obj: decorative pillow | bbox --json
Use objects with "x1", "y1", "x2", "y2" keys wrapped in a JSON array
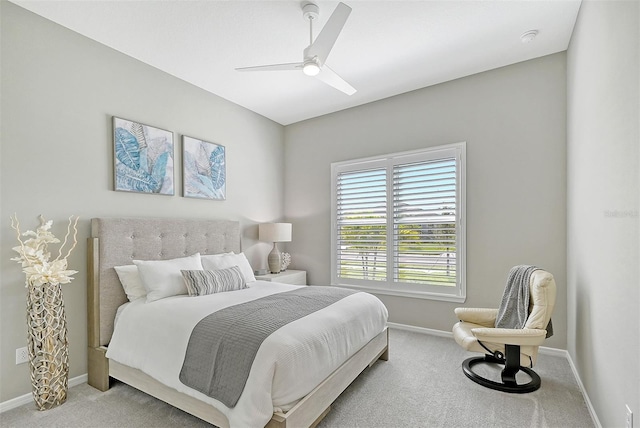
[
  {"x1": 133, "y1": 253, "x2": 203, "y2": 303},
  {"x1": 181, "y1": 266, "x2": 247, "y2": 296},
  {"x1": 201, "y1": 252, "x2": 256, "y2": 284},
  {"x1": 114, "y1": 264, "x2": 146, "y2": 302}
]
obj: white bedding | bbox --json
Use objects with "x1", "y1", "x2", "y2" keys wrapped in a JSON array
[{"x1": 106, "y1": 281, "x2": 388, "y2": 427}]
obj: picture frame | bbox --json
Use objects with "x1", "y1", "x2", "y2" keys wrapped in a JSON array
[
  {"x1": 182, "y1": 135, "x2": 226, "y2": 200},
  {"x1": 113, "y1": 117, "x2": 174, "y2": 195}
]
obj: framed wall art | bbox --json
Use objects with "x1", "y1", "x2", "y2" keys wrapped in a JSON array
[
  {"x1": 113, "y1": 116, "x2": 174, "y2": 195},
  {"x1": 182, "y1": 135, "x2": 226, "y2": 200}
]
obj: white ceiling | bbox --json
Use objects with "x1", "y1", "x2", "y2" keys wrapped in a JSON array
[{"x1": 11, "y1": 0, "x2": 581, "y2": 125}]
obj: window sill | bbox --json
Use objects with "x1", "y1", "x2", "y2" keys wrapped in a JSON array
[{"x1": 332, "y1": 282, "x2": 466, "y2": 303}]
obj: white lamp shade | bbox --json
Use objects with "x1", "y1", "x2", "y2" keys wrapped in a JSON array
[{"x1": 259, "y1": 223, "x2": 292, "y2": 243}]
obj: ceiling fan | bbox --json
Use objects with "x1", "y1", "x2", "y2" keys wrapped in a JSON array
[{"x1": 236, "y1": 2, "x2": 356, "y2": 95}]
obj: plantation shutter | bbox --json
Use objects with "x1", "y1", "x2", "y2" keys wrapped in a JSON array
[
  {"x1": 331, "y1": 142, "x2": 465, "y2": 302},
  {"x1": 393, "y1": 158, "x2": 457, "y2": 286},
  {"x1": 335, "y1": 167, "x2": 387, "y2": 281}
]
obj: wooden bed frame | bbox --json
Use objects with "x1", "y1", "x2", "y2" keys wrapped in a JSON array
[{"x1": 87, "y1": 217, "x2": 388, "y2": 428}]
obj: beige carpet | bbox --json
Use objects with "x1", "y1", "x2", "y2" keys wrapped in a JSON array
[{"x1": 0, "y1": 329, "x2": 594, "y2": 427}]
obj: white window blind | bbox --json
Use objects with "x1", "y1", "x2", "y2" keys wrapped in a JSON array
[
  {"x1": 393, "y1": 158, "x2": 457, "y2": 287},
  {"x1": 335, "y1": 167, "x2": 387, "y2": 281},
  {"x1": 331, "y1": 143, "x2": 466, "y2": 302}
]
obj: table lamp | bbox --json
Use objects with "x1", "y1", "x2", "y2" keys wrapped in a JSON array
[{"x1": 259, "y1": 223, "x2": 292, "y2": 274}]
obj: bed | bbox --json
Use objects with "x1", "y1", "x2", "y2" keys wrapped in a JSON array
[{"x1": 87, "y1": 217, "x2": 389, "y2": 428}]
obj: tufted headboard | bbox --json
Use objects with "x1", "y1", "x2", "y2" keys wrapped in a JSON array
[{"x1": 88, "y1": 217, "x2": 241, "y2": 347}]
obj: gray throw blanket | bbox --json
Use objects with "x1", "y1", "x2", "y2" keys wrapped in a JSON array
[
  {"x1": 495, "y1": 265, "x2": 553, "y2": 338},
  {"x1": 179, "y1": 286, "x2": 357, "y2": 408}
]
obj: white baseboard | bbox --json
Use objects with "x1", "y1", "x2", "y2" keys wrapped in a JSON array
[
  {"x1": 387, "y1": 321, "x2": 454, "y2": 338},
  {"x1": 388, "y1": 322, "x2": 601, "y2": 428},
  {"x1": 565, "y1": 351, "x2": 602, "y2": 428},
  {"x1": 538, "y1": 345, "x2": 567, "y2": 357},
  {"x1": 0, "y1": 373, "x2": 88, "y2": 414},
  {"x1": 388, "y1": 321, "x2": 567, "y2": 355}
]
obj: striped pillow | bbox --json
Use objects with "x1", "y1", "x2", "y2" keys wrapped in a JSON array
[{"x1": 181, "y1": 266, "x2": 247, "y2": 296}]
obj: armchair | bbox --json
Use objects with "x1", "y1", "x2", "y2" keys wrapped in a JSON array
[{"x1": 452, "y1": 268, "x2": 556, "y2": 393}]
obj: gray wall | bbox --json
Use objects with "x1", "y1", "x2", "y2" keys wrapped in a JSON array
[
  {"x1": 284, "y1": 53, "x2": 568, "y2": 350},
  {"x1": 567, "y1": 1, "x2": 639, "y2": 426},
  {"x1": 0, "y1": 2, "x2": 284, "y2": 402}
]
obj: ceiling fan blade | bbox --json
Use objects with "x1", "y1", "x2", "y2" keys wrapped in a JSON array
[
  {"x1": 306, "y1": 2, "x2": 352, "y2": 65},
  {"x1": 236, "y1": 62, "x2": 302, "y2": 72},
  {"x1": 315, "y1": 64, "x2": 356, "y2": 95}
]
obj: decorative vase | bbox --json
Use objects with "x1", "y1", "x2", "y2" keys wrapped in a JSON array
[
  {"x1": 26, "y1": 281, "x2": 69, "y2": 410},
  {"x1": 281, "y1": 252, "x2": 291, "y2": 271}
]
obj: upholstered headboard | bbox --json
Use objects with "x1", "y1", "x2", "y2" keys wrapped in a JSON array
[{"x1": 88, "y1": 217, "x2": 241, "y2": 347}]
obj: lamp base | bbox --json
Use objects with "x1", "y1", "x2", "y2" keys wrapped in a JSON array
[{"x1": 267, "y1": 243, "x2": 282, "y2": 274}]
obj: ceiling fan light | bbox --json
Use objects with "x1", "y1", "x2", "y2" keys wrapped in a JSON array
[{"x1": 303, "y1": 62, "x2": 320, "y2": 76}]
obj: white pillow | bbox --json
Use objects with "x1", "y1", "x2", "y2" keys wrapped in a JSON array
[
  {"x1": 133, "y1": 253, "x2": 204, "y2": 303},
  {"x1": 201, "y1": 252, "x2": 256, "y2": 284},
  {"x1": 114, "y1": 264, "x2": 146, "y2": 302},
  {"x1": 200, "y1": 251, "x2": 234, "y2": 260}
]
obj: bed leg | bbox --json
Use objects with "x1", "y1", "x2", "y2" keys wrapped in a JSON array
[
  {"x1": 310, "y1": 406, "x2": 331, "y2": 428},
  {"x1": 379, "y1": 346, "x2": 389, "y2": 361},
  {"x1": 380, "y1": 328, "x2": 390, "y2": 360},
  {"x1": 373, "y1": 328, "x2": 389, "y2": 363},
  {"x1": 370, "y1": 345, "x2": 389, "y2": 367},
  {"x1": 266, "y1": 406, "x2": 331, "y2": 428},
  {"x1": 88, "y1": 346, "x2": 110, "y2": 391}
]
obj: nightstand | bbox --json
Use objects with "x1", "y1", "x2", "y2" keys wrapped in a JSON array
[{"x1": 255, "y1": 270, "x2": 307, "y2": 285}]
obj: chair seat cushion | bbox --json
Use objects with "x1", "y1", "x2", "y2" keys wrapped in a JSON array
[{"x1": 453, "y1": 321, "x2": 538, "y2": 367}]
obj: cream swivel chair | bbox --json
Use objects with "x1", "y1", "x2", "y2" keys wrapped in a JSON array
[{"x1": 452, "y1": 268, "x2": 556, "y2": 393}]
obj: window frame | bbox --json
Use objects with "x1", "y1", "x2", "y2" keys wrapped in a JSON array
[{"x1": 330, "y1": 142, "x2": 466, "y2": 302}]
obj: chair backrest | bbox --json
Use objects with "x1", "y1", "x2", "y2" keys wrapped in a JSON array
[{"x1": 524, "y1": 269, "x2": 557, "y2": 330}]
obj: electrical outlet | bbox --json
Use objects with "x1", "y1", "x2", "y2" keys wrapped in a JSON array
[
  {"x1": 15, "y1": 347, "x2": 29, "y2": 365},
  {"x1": 626, "y1": 405, "x2": 633, "y2": 428}
]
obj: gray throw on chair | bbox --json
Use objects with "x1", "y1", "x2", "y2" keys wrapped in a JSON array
[{"x1": 495, "y1": 265, "x2": 553, "y2": 338}]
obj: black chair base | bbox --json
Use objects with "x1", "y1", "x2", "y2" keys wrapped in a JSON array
[{"x1": 462, "y1": 345, "x2": 541, "y2": 393}]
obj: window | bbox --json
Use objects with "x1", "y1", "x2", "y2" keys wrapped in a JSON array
[{"x1": 331, "y1": 142, "x2": 466, "y2": 302}]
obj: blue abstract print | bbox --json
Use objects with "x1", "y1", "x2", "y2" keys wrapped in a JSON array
[
  {"x1": 182, "y1": 136, "x2": 226, "y2": 200},
  {"x1": 113, "y1": 117, "x2": 174, "y2": 195}
]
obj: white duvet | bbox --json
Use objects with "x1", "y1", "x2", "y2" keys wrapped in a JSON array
[{"x1": 106, "y1": 281, "x2": 388, "y2": 427}]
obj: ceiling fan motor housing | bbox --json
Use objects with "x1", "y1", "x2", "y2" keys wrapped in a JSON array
[{"x1": 302, "y1": 3, "x2": 319, "y2": 21}]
